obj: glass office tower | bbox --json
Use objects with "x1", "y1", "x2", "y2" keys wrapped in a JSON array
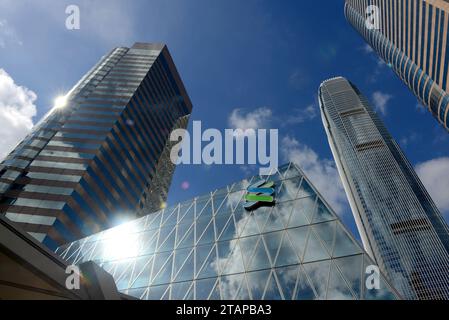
[
  {"x1": 345, "y1": 0, "x2": 449, "y2": 132},
  {"x1": 56, "y1": 163, "x2": 400, "y2": 300},
  {"x1": 0, "y1": 43, "x2": 193, "y2": 250},
  {"x1": 319, "y1": 77, "x2": 449, "y2": 300}
]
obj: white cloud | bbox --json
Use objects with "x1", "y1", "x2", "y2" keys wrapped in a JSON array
[
  {"x1": 415, "y1": 157, "x2": 449, "y2": 218},
  {"x1": 0, "y1": 19, "x2": 22, "y2": 48},
  {"x1": 372, "y1": 91, "x2": 393, "y2": 115},
  {"x1": 285, "y1": 104, "x2": 317, "y2": 125},
  {"x1": 280, "y1": 136, "x2": 348, "y2": 215},
  {"x1": 0, "y1": 69, "x2": 37, "y2": 159},
  {"x1": 415, "y1": 102, "x2": 426, "y2": 114},
  {"x1": 228, "y1": 107, "x2": 272, "y2": 137},
  {"x1": 289, "y1": 70, "x2": 308, "y2": 90},
  {"x1": 361, "y1": 44, "x2": 373, "y2": 54}
]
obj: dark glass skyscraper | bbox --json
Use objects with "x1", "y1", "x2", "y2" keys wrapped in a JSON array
[
  {"x1": 345, "y1": 0, "x2": 449, "y2": 132},
  {"x1": 0, "y1": 43, "x2": 193, "y2": 250},
  {"x1": 319, "y1": 76, "x2": 449, "y2": 300}
]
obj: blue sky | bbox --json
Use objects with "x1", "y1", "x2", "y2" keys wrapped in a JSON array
[{"x1": 0, "y1": 0, "x2": 448, "y2": 241}]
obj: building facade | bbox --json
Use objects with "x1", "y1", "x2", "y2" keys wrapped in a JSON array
[
  {"x1": 56, "y1": 163, "x2": 400, "y2": 300},
  {"x1": 319, "y1": 77, "x2": 449, "y2": 300},
  {"x1": 345, "y1": 0, "x2": 449, "y2": 131},
  {"x1": 0, "y1": 43, "x2": 192, "y2": 250}
]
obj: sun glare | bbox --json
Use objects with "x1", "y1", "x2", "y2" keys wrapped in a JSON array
[{"x1": 54, "y1": 95, "x2": 67, "y2": 109}]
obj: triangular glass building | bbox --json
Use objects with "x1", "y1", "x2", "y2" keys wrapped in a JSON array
[{"x1": 56, "y1": 163, "x2": 400, "y2": 300}]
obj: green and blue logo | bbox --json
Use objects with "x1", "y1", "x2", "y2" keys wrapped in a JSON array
[{"x1": 244, "y1": 179, "x2": 275, "y2": 211}]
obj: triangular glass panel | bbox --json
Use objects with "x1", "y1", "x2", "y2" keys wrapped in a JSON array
[
  {"x1": 277, "y1": 163, "x2": 290, "y2": 177},
  {"x1": 216, "y1": 240, "x2": 237, "y2": 274},
  {"x1": 294, "y1": 266, "x2": 317, "y2": 300},
  {"x1": 219, "y1": 215, "x2": 237, "y2": 241},
  {"x1": 177, "y1": 224, "x2": 194, "y2": 249},
  {"x1": 196, "y1": 199, "x2": 212, "y2": 219},
  {"x1": 170, "y1": 281, "x2": 192, "y2": 300},
  {"x1": 302, "y1": 229, "x2": 330, "y2": 263},
  {"x1": 150, "y1": 252, "x2": 172, "y2": 284},
  {"x1": 173, "y1": 248, "x2": 192, "y2": 280},
  {"x1": 275, "y1": 266, "x2": 299, "y2": 300},
  {"x1": 130, "y1": 255, "x2": 154, "y2": 289},
  {"x1": 195, "y1": 216, "x2": 211, "y2": 244},
  {"x1": 275, "y1": 231, "x2": 301, "y2": 267},
  {"x1": 240, "y1": 213, "x2": 261, "y2": 237},
  {"x1": 127, "y1": 287, "x2": 147, "y2": 300},
  {"x1": 263, "y1": 272, "x2": 283, "y2": 300},
  {"x1": 263, "y1": 231, "x2": 283, "y2": 266},
  {"x1": 273, "y1": 201, "x2": 294, "y2": 227},
  {"x1": 214, "y1": 214, "x2": 232, "y2": 240},
  {"x1": 228, "y1": 190, "x2": 245, "y2": 211},
  {"x1": 114, "y1": 260, "x2": 134, "y2": 290},
  {"x1": 147, "y1": 284, "x2": 169, "y2": 300},
  {"x1": 252, "y1": 206, "x2": 272, "y2": 231},
  {"x1": 297, "y1": 178, "x2": 315, "y2": 198},
  {"x1": 146, "y1": 211, "x2": 162, "y2": 230},
  {"x1": 333, "y1": 222, "x2": 363, "y2": 257},
  {"x1": 195, "y1": 244, "x2": 214, "y2": 276},
  {"x1": 286, "y1": 227, "x2": 309, "y2": 262},
  {"x1": 139, "y1": 230, "x2": 159, "y2": 256},
  {"x1": 158, "y1": 227, "x2": 176, "y2": 252},
  {"x1": 151, "y1": 254, "x2": 173, "y2": 286},
  {"x1": 161, "y1": 205, "x2": 178, "y2": 227},
  {"x1": 198, "y1": 246, "x2": 218, "y2": 279},
  {"x1": 295, "y1": 196, "x2": 317, "y2": 223},
  {"x1": 238, "y1": 236, "x2": 258, "y2": 269},
  {"x1": 208, "y1": 279, "x2": 221, "y2": 300},
  {"x1": 235, "y1": 276, "x2": 251, "y2": 300},
  {"x1": 326, "y1": 263, "x2": 355, "y2": 300},
  {"x1": 212, "y1": 193, "x2": 227, "y2": 214},
  {"x1": 284, "y1": 163, "x2": 301, "y2": 179},
  {"x1": 263, "y1": 209, "x2": 285, "y2": 233},
  {"x1": 313, "y1": 221, "x2": 336, "y2": 255},
  {"x1": 175, "y1": 223, "x2": 193, "y2": 247},
  {"x1": 221, "y1": 240, "x2": 245, "y2": 274},
  {"x1": 184, "y1": 282, "x2": 195, "y2": 300},
  {"x1": 220, "y1": 274, "x2": 244, "y2": 299},
  {"x1": 197, "y1": 220, "x2": 215, "y2": 245},
  {"x1": 288, "y1": 201, "x2": 310, "y2": 228},
  {"x1": 246, "y1": 269, "x2": 271, "y2": 300},
  {"x1": 248, "y1": 237, "x2": 271, "y2": 271},
  {"x1": 302, "y1": 260, "x2": 331, "y2": 300},
  {"x1": 161, "y1": 285, "x2": 171, "y2": 300},
  {"x1": 175, "y1": 250, "x2": 194, "y2": 282},
  {"x1": 312, "y1": 199, "x2": 336, "y2": 223},
  {"x1": 195, "y1": 277, "x2": 217, "y2": 300},
  {"x1": 276, "y1": 180, "x2": 297, "y2": 203},
  {"x1": 334, "y1": 254, "x2": 364, "y2": 299},
  {"x1": 178, "y1": 202, "x2": 194, "y2": 225}
]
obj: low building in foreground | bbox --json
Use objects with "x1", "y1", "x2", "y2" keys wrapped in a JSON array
[
  {"x1": 56, "y1": 163, "x2": 401, "y2": 300},
  {"x1": 0, "y1": 215, "x2": 132, "y2": 300}
]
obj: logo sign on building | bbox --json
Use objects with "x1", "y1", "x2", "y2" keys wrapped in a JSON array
[{"x1": 244, "y1": 179, "x2": 275, "y2": 211}]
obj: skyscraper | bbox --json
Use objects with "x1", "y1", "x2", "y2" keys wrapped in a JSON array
[
  {"x1": 319, "y1": 76, "x2": 449, "y2": 300},
  {"x1": 56, "y1": 163, "x2": 400, "y2": 300},
  {"x1": 345, "y1": 0, "x2": 449, "y2": 132},
  {"x1": 0, "y1": 43, "x2": 193, "y2": 250}
]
